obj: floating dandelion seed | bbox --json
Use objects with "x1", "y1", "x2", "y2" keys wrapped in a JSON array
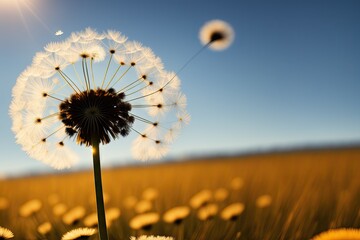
[
  {"x1": 0, "y1": 227, "x2": 14, "y2": 239},
  {"x1": 55, "y1": 30, "x2": 64, "y2": 36},
  {"x1": 19, "y1": 199, "x2": 42, "y2": 217},
  {"x1": 199, "y1": 19, "x2": 235, "y2": 51},
  {"x1": 130, "y1": 236, "x2": 174, "y2": 240},
  {"x1": 256, "y1": 194, "x2": 272, "y2": 208},
  {"x1": 311, "y1": 228, "x2": 360, "y2": 240},
  {"x1": 37, "y1": 221, "x2": 52, "y2": 235},
  {"x1": 220, "y1": 203, "x2": 245, "y2": 221},
  {"x1": 129, "y1": 212, "x2": 160, "y2": 231},
  {"x1": 61, "y1": 228, "x2": 97, "y2": 240},
  {"x1": 163, "y1": 206, "x2": 190, "y2": 224}
]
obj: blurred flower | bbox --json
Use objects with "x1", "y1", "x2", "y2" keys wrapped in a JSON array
[
  {"x1": 53, "y1": 203, "x2": 68, "y2": 216},
  {"x1": 214, "y1": 188, "x2": 229, "y2": 202},
  {"x1": 135, "y1": 200, "x2": 153, "y2": 214},
  {"x1": 61, "y1": 228, "x2": 96, "y2": 240},
  {"x1": 10, "y1": 28, "x2": 189, "y2": 169},
  {"x1": 83, "y1": 212, "x2": 99, "y2": 228},
  {"x1": 0, "y1": 197, "x2": 9, "y2": 210},
  {"x1": 129, "y1": 212, "x2": 160, "y2": 230},
  {"x1": 220, "y1": 203, "x2": 245, "y2": 221},
  {"x1": 123, "y1": 195, "x2": 138, "y2": 209},
  {"x1": 130, "y1": 236, "x2": 174, "y2": 240},
  {"x1": 37, "y1": 221, "x2": 52, "y2": 235},
  {"x1": 197, "y1": 203, "x2": 218, "y2": 221},
  {"x1": 142, "y1": 187, "x2": 159, "y2": 201},
  {"x1": 47, "y1": 193, "x2": 60, "y2": 205},
  {"x1": 62, "y1": 206, "x2": 86, "y2": 225},
  {"x1": 230, "y1": 177, "x2": 244, "y2": 190},
  {"x1": 0, "y1": 227, "x2": 14, "y2": 239},
  {"x1": 256, "y1": 194, "x2": 272, "y2": 208},
  {"x1": 19, "y1": 199, "x2": 42, "y2": 217},
  {"x1": 311, "y1": 228, "x2": 360, "y2": 240},
  {"x1": 189, "y1": 189, "x2": 212, "y2": 209},
  {"x1": 163, "y1": 206, "x2": 190, "y2": 224},
  {"x1": 199, "y1": 19, "x2": 235, "y2": 51}
]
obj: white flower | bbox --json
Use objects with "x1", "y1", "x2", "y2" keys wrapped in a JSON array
[
  {"x1": 199, "y1": 19, "x2": 235, "y2": 51},
  {"x1": 130, "y1": 236, "x2": 174, "y2": 240},
  {"x1": 10, "y1": 28, "x2": 189, "y2": 169}
]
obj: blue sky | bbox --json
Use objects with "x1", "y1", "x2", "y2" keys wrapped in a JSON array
[{"x1": 0, "y1": 0, "x2": 359, "y2": 176}]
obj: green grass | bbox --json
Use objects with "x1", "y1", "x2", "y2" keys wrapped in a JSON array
[{"x1": 1, "y1": 147, "x2": 360, "y2": 239}]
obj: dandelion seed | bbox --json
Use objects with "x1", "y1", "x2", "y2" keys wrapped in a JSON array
[
  {"x1": 55, "y1": 30, "x2": 64, "y2": 36},
  {"x1": 61, "y1": 228, "x2": 97, "y2": 240},
  {"x1": 19, "y1": 199, "x2": 42, "y2": 217},
  {"x1": 142, "y1": 188, "x2": 159, "y2": 201},
  {"x1": 189, "y1": 189, "x2": 212, "y2": 209},
  {"x1": 197, "y1": 203, "x2": 218, "y2": 221},
  {"x1": 214, "y1": 188, "x2": 229, "y2": 202},
  {"x1": 62, "y1": 206, "x2": 86, "y2": 225},
  {"x1": 220, "y1": 203, "x2": 245, "y2": 221},
  {"x1": 163, "y1": 206, "x2": 190, "y2": 225},
  {"x1": 0, "y1": 227, "x2": 14, "y2": 239},
  {"x1": 311, "y1": 228, "x2": 360, "y2": 240},
  {"x1": 199, "y1": 19, "x2": 235, "y2": 51},
  {"x1": 129, "y1": 212, "x2": 160, "y2": 231},
  {"x1": 256, "y1": 194, "x2": 272, "y2": 208},
  {"x1": 0, "y1": 197, "x2": 9, "y2": 210},
  {"x1": 37, "y1": 221, "x2": 52, "y2": 235},
  {"x1": 130, "y1": 236, "x2": 174, "y2": 240}
]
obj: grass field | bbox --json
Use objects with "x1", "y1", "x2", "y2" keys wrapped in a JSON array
[{"x1": 1, "y1": 147, "x2": 360, "y2": 239}]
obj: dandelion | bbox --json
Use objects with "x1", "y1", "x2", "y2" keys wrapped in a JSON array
[
  {"x1": 0, "y1": 197, "x2": 9, "y2": 210},
  {"x1": 189, "y1": 189, "x2": 212, "y2": 209},
  {"x1": 19, "y1": 199, "x2": 42, "y2": 217},
  {"x1": 61, "y1": 228, "x2": 97, "y2": 240},
  {"x1": 311, "y1": 228, "x2": 360, "y2": 240},
  {"x1": 220, "y1": 203, "x2": 245, "y2": 221},
  {"x1": 230, "y1": 177, "x2": 244, "y2": 190},
  {"x1": 48, "y1": 193, "x2": 60, "y2": 205},
  {"x1": 124, "y1": 195, "x2": 138, "y2": 209},
  {"x1": 0, "y1": 227, "x2": 14, "y2": 239},
  {"x1": 62, "y1": 206, "x2": 86, "y2": 225},
  {"x1": 199, "y1": 19, "x2": 235, "y2": 51},
  {"x1": 163, "y1": 206, "x2": 190, "y2": 225},
  {"x1": 256, "y1": 194, "x2": 272, "y2": 208},
  {"x1": 37, "y1": 221, "x2": 52, "y2": 235},
  {"x1": 135, "y1": 200, "x2": 153, "y2": 214},
  {"x1": 53, "y1": 203, "x2": 68, "y2": 216},
  {"x1": 214, "y1": 188, "x2": 229, "y2": 202},
  {"x1": 130, "y1": 236, "x2": 174, "y2": 240},
  {"x1": 10, "y1": 28, "x2": 189, "y2": 240},
  {"x1": 142, "y1": 188, "x2": 159, "y2": 201},
  {"x1": 129, "y1": 212, "x2": 160, "y2": 231},
  {"x1": 197, "y1": 203, "x2": 218, "y2": 221}
]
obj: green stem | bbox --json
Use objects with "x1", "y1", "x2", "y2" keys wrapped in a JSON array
[{"x1": 91, "y1": 138, "x2": 109, "y2": 240}]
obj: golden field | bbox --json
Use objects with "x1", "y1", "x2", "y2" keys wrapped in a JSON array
[{"x1": 0, "y1": 147, "x2": 360, "y2": 240}]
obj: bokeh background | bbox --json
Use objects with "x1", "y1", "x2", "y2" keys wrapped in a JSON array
[{"x1": 1, "y1": 0, "x2": 359, "y2": 176}]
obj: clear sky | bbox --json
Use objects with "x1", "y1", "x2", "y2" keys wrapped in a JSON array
[{"x1": 0, "y1": 0, "x2": 359, "y2": 176}]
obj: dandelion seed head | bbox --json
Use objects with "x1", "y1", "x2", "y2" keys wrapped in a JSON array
[
  {"x1": 135, "y1": 200, "x2": 153, "y2": 214},
  {"x1": 0, "y1": 227, "x2": 14, "y2": 239},
  {"x1": 53, "y1": 203, "x2": 68, "y2": 216},
  {"x1": 197, "y1": 203, "x2": 218, "y2": 221},
  {"x1": 189, "y1": 189, "x2": 212, "y2": 209},
  {"x1": 311, "y1": 228, "x2": 360, "y2": 240},
  {"x1": 0, "y1": 197, "x2": 9, "y2": 210},
  {"x1": 61, "y1": 227, "x2": 96, "y2": 240},
  {"x1": 130, "y1": 236, "x2": 174, "y2": 240},
  {"x1": 62, "y1": 206, "x2": 86, "y2": 225},
  {"x1": 214, "y1": 188, "x2": 229, "y2": 202},
  {"x1": 199, "y1": 19, "x2": 235, "y2": 51},
  {"x1": 256, "y1": 194, "x2": 272, "y2": 208},
  {"x1": 37, "y1": 222, "x2": 52, "y2": 235},
  {"x1": 129, "y1": 212, "x2": 160, "y2": 230},
  {"x1": 142, "y1": 188, "x2": 159, "y2": 201},
  {"x1": 230, "y1": 177, "x2": 244, "y2": 190},
  {"x1": 19, "y1": 199, "x2": 42, "y2": 217}
]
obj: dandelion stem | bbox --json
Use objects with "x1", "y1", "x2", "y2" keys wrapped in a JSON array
[
  {"x1": 91, "y1": 137, "x2": 109, "y2": 240},
  {"x1": 91, "y1": 59, "x2": 96, "y2": 88},
  {"x1": 101, "y1": 54, "x2": 113, "y2": 89},
  {"x1": 105, "y1": 64, "x2": 121, "y2": 89},
  {"x1": 110, "y1": 65, "x2": 132, "y2": 89}
]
